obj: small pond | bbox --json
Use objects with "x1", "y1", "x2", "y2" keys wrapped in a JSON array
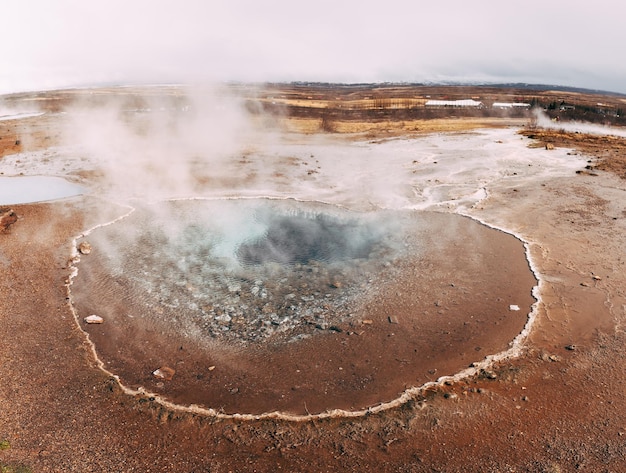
[{"x1": 0, "y1": 176, "x2": 84, "y2": 205}]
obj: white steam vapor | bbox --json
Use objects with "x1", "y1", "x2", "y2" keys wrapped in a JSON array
[
  {"x1": 64, "y1": 87, "x2": 253, "y2": 199},
  {"x1": 532, "y1": 108, "x2": 626, "y2": 138}
]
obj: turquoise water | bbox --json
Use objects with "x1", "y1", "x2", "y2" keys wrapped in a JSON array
[{"x1": 0, "y1": 176, "x2": 84, "y2": 205}]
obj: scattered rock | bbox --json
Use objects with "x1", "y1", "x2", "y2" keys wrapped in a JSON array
[
  {"x1": 592, "y1": 275, "x2": 602, "y2": 281},
  {"x1": 215, "y1": 314, "x2": 232, "y2": 323},
  {"x1": 509, "y1": 304, "x2": 520, "y2": 311},
  {"x1": 361, "y1": 319, "x2": 373, "y2": 325},
  {"x1": 0, "y1": 208, "x2": 17, "y2": 232},
  {"x1": 540, "y1": 351, "x2": 563, "y2": 362},
  {"x1": 545, "y1": 143, "x2": 555, "y2": 150},
  {"x1": 153, "y1": 366, "x2": 175, "y2": 381},
  {"x1": 84, "y1": 314, "x2": 104, "y2": 324},
  {"x1": 565, "y1": 344, "x2": 576, "y2": 351},
  {"x1": 388, "y1": 315, "x2": 399, "y2": 324},
  {"x1": 77, "y1": 241, "x2": 92, "y2": 255},
  {"x1": 481, "y1": 369, "x2": 498, "y2": 380},
  {"x1": 580, "y1": 282, "x2": 590, "y2": 287},
  {"x1": 329, "y1": 281, "x2": 343, "y2": 289}
]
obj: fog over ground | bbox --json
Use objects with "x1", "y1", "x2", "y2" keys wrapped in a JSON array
[{"x1": 1, "y1": 0, "x2": 625, "y2": 94}]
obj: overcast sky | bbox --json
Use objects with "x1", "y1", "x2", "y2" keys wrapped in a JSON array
[{"x1": 1, "y1": 0, "x2": 625, "y2": 94}]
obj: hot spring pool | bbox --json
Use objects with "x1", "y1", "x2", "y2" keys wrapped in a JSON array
[
  {"x1": 73, "y1": 199, "x2": 419, "y2": 343},
  {"x1": 71, "y1": 198, "x2": 537, "y2": 415}
]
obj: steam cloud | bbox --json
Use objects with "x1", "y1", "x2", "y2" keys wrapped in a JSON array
[
  {"x1": 532, "y1": 108, "x2": 626, "y2": 138},
  {"x1": 63, "y1": 86, "x2": 255, "y2": 200}
]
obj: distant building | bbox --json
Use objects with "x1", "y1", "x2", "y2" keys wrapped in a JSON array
[
  {"x1": 425, "y1": 99, "x2": 484, "y2": 108},
  {"x1": 492, "y1": 102, "x2": 531, "y2": 109}
]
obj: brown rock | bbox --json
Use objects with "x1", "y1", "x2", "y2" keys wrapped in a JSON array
[
  {"x1": 77, "y1": 241, "x2": 92, "y2": 255},
  {"x1": 84, "y1": 314, "x2": 104, "y2": 324},
  {"x1": 152, "y1": 366, "x2": 175, "y2": 381},
  {"x1": 0, "y1": 208, "x2": 17, "y2": 232}
]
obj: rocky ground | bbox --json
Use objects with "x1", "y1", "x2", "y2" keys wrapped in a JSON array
[{"x1": 1, "y1": 84, "x2": 626, "y2": 471}]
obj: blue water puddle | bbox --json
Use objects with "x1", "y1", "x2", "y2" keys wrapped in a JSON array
[{"x1": 0, "y1": 176, "x2": 84, "y2": 205}]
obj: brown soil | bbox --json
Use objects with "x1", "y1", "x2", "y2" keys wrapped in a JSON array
[
  {"x1": 520, "y1": 127, "x2": 626, "y2": 178},
  {"x1": 1, "y1": 85, "x2": 626, "y2": 472}
]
